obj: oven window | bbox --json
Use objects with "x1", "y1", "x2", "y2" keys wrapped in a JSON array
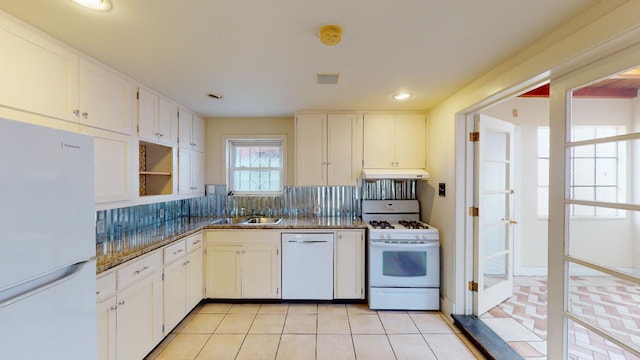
[{"x1": 382, "y1": 251, "x2": 427, "y2": 277}]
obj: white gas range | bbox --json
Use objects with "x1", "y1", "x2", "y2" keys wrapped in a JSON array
[{"x1": 363, "y1": 200, "x2": 440, "y2": 311}]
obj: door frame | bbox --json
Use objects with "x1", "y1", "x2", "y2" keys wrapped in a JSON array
[{"x1": 457, "y1": 76, "x2": 549, "y2": 315}]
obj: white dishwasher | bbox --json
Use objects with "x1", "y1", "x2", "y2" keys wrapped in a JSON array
[{"x1": 281, "y1": 233, "x2": 334, "y2": 300}]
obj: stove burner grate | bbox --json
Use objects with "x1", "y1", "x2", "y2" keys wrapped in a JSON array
[
  {"x1": 398, "y1": 220, "x2": 430, "y2": 229},
  {"x1": 369, "y1": 220, "x2": 395, "y2": 229}
]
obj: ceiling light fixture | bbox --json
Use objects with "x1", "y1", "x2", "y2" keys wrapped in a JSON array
[
  {"x1": 319, "y1": 25, "x2": 343, "y2": 46},
  {"x1": 393, "y1": 92, "x2": 412, "y2": 100},
  {"x1": 71, "y1": 0, "x2": 111, "y2": 11}
]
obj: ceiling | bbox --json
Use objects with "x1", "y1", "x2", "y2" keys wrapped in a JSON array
[{"x1": 0, "y1": 0, "x2": 601, "y2": 118}]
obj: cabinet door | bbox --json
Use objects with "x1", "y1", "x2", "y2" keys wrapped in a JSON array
[
  {"x1": 78, "y1": 58, "x2": 132, "y2": 135},
  {"x1": 204, "y1": 245, "x2": 241, "y2": 298},
  {"x1": 178, "y1": 148, "x2": 191, "y2": 195},
  {"x1": 363, "y1": 114, "x2": 395, "y2": 168},
  {"x1": 192, "y1": 115, "x2": 205, "y2": 152},
  {"x1": 327, "y1": 114, "x2": 356, "y2": 185},
  {"x1": 82, "y1": 127, "x2": 134, "y2": 203},
  {"x1": 116, "y1": 272, "x2": 163, "y2": 360},
  {"x1": 137, "y1": 87, "x2": 159, "y2": 142},
  {"x1": 163, "y1": 259, "x2": 186, "y2": 334},
  {"x1": 158, "y1": 97, "x2": 178, "y2": 146},
  {"x1": 178, "y1": 107, "x2": 192, "y2": 149},
  {"x1": 295, "y1": 113, "x2": 326, "y2": 186},
  {"x1": 242, "y1": 244, "x2": 280, "y2": 299},
  {"x1": 334, "y1": 230, "x2": 365, "y2": 299},
  {"x1": 0, "y1": 17, "x2": 78, "y2": 122},
  {"x1": 185, "y1": 247, "x2": 204, "y2": 311},
  {"x1": 97, "y1": 296, "x2": 116, "y2": 360},
  {"x1": 394, "y1": 114, "x2": 425, "y2": 168},
  {"x1": 191, "y1": 150, "x2": 205, "y2": 194},
  {"x1": 179, "y1": 149, "x2": 205, "y2": 194}
]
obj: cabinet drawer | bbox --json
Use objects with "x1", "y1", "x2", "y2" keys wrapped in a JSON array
[
  {"x1": 164, "y1": 239, "x2": 186, "y2": 264},
  {"x1": 185, "y1": 232, "x2": 203, "y2": 253},
  {"x1": 96, "y1": 271, "x2": 116, "y2": 302},
  {"x1": 117, "y1": 251, "x2": 162, "y2": 290}
]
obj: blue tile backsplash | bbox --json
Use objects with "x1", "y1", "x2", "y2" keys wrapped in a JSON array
[{"x1": 95, "y1": 180, "x2": 417, "y2": 257}]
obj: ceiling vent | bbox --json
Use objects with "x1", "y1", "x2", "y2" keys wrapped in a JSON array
[{"x1": 316, "y1": 73, "x2": 340, "y2": 85}]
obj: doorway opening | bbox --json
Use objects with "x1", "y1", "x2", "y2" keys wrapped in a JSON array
[{"x1": 465, "y1": 68, "x2": 640, "y2": 359}]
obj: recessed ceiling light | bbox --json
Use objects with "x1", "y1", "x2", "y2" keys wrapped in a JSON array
[
  {"x1": 393, "y1": 92, "x2": 412, "y2": 100},
  {"x1": 71, "y1": 0, "x2": 111, "y2": 11}
]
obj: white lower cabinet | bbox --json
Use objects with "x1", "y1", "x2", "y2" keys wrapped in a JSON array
[
  {"x1": 97, "y1": 272, "x2": 117, "y2": 360},
  {"x1": 334, "y1": 230, "x2": 366, "y2": 299},
  {"x1": 204, "y1": 230, "x2": 281, "y2": 299},
  {"x1": 96, "y1": 234, "x2": 204, "y2": 360},
  {"x1": 163, "y1": 232, "x2": 204, "y2": 334},
  {"x1": 163, "y1": 240, "x2": 187, "y2": 333},
  {"x1": 116, "y1": 271, "x2": 163, "y2": 360},
  {"x1": 185, "y1": 245, "x2": 204, "y2": 310}
]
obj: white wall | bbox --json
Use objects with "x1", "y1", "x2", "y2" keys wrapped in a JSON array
[{"x1": 423, "y1": 0, "x2": 640, "y2": 316}]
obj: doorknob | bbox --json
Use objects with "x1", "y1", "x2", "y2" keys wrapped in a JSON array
[{"x1": 501, "y1": 218, "x2": 518, "y2": 225}]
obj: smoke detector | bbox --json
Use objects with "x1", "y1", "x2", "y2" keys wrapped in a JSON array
[{"x1": 319, "y1": 25, "x2": 343, "y2": 46}]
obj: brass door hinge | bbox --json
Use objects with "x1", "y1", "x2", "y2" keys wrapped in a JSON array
[
  {"x1": 469, "y1": 207, "x2": 479, "y2": 217},
  {"x1": 468, "y1": 281, "x2": 478, "y2": 292},
  {"x1": 469, "y1": 132, "x2": 479, "y2": 142}
]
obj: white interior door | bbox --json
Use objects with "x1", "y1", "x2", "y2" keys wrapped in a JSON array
[{"x1": 473, "y1": 113, "x2": 516, "y2": 315}]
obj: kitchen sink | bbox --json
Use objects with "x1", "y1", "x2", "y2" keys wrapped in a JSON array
[
  {"x1": 210, "y1": 217, "x2": 248, "y2": 225},
  {"x1": 242, "y1": 217, "x2": 283, "y2": 225},
  {"x1": 210, "y1": 216, "x2": 283, "y2": 225}
]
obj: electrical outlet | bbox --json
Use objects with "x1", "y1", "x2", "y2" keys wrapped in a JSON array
[
  {"x1": 96, "y1": 219, "x2": 105, "y2": 233},
  {"x1": 159, "y1": 208, "x2": 165, "y2": 219},
  {"x1": 438, "y1": 183, "x2": 446, "y2": 197},
  {"x1": 313, "y1": 205, "x2": 321, "y2": 215}
]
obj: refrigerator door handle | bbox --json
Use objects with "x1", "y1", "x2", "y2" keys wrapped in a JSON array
[{"x1": 0, "y1": 261, "x2": 87, "y2": 309}]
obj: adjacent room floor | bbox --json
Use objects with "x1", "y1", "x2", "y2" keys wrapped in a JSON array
[
  {"x1": 480, "y1": 276, "x2": 640, "y2": 360},
  {"x1": 145, "y1": 302, "x2": 484, "y2": 360}
]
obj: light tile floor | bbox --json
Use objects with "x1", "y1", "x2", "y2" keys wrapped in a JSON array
[
  {"x1": 480, "y1": 276, "x2": 640, "y2": 360},
  {"x1": 145, "y1": 303, "x2": 485, "y2": 360}
]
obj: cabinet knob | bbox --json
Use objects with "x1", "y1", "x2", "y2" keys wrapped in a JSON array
[
  {"x1": 159, "y1": 133, "x2": 164, "y2": 137},
  {"x1": 110, "y1": 305, "x2": 117, "y2": 311},
  {"x1": 118, "y1": 300, "x2": 125, "y2": 306},
  {"x1": 82, "y1": 112, "x2": 89, "y2": 119},
  {"x1": 73, "y1": 109, "x2": 80, "y2": 116}
]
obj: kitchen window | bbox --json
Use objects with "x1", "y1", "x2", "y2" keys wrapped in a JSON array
[
  {"x1": 537, "y1": 125, "x2": 626, "y2": 217},
  {"x1": 227, "y1": 137, "x2": 285, "y2": 194}
]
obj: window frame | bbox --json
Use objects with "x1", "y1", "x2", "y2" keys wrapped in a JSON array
[
  {"x1": 224, "y1": 135, "x2": 287, "y2": 195},
  {"x1": 537, "y1": 125, "x2": 627, "y2": 219}
]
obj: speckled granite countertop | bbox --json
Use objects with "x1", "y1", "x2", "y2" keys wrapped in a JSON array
[
  {"x1": 205, "y1": 217, "x2": 366, "y2": 230},
  {"x1": 96, "y1": 217, "x2": 366, "y2": 274}
]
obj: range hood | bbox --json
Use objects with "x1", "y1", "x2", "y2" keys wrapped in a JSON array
[{"x1": 361, "y1": 168, "x2": 430, "y2": 180}]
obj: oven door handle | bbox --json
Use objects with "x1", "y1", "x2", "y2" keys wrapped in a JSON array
[{"x1": 369, "y1": 241, "x2": 439, "y2": 248}]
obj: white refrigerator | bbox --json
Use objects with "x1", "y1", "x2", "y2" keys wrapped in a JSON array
[{"x1": 0, "y1": 118, "x2": 97, "y2": 359}]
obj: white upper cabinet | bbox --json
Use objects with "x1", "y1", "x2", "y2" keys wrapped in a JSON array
[
  {"x1": 295, "y1": 113, "x2": 363, "y2": 186},
  {"x1": 178, "y1": 108, "x2": 205, "y2": 152},
  {"x1": 78, "y1": 58, "x2": 133, "y2": 135},
  {"x1": 363, "y1": 113, "x2": 425, "y2": 169},
  {"x1": 178, "y1": 148, "x2": 205, "y2": 195},
  {"x1": 0, "y1": 14, "x2": 134, "y2": 135},
  {"x1": 138, "y1": 87, "x2": 178, "y2": 146},
  {"x1": 0, "y1": 16, "x2": 79, "y2": 123}
]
